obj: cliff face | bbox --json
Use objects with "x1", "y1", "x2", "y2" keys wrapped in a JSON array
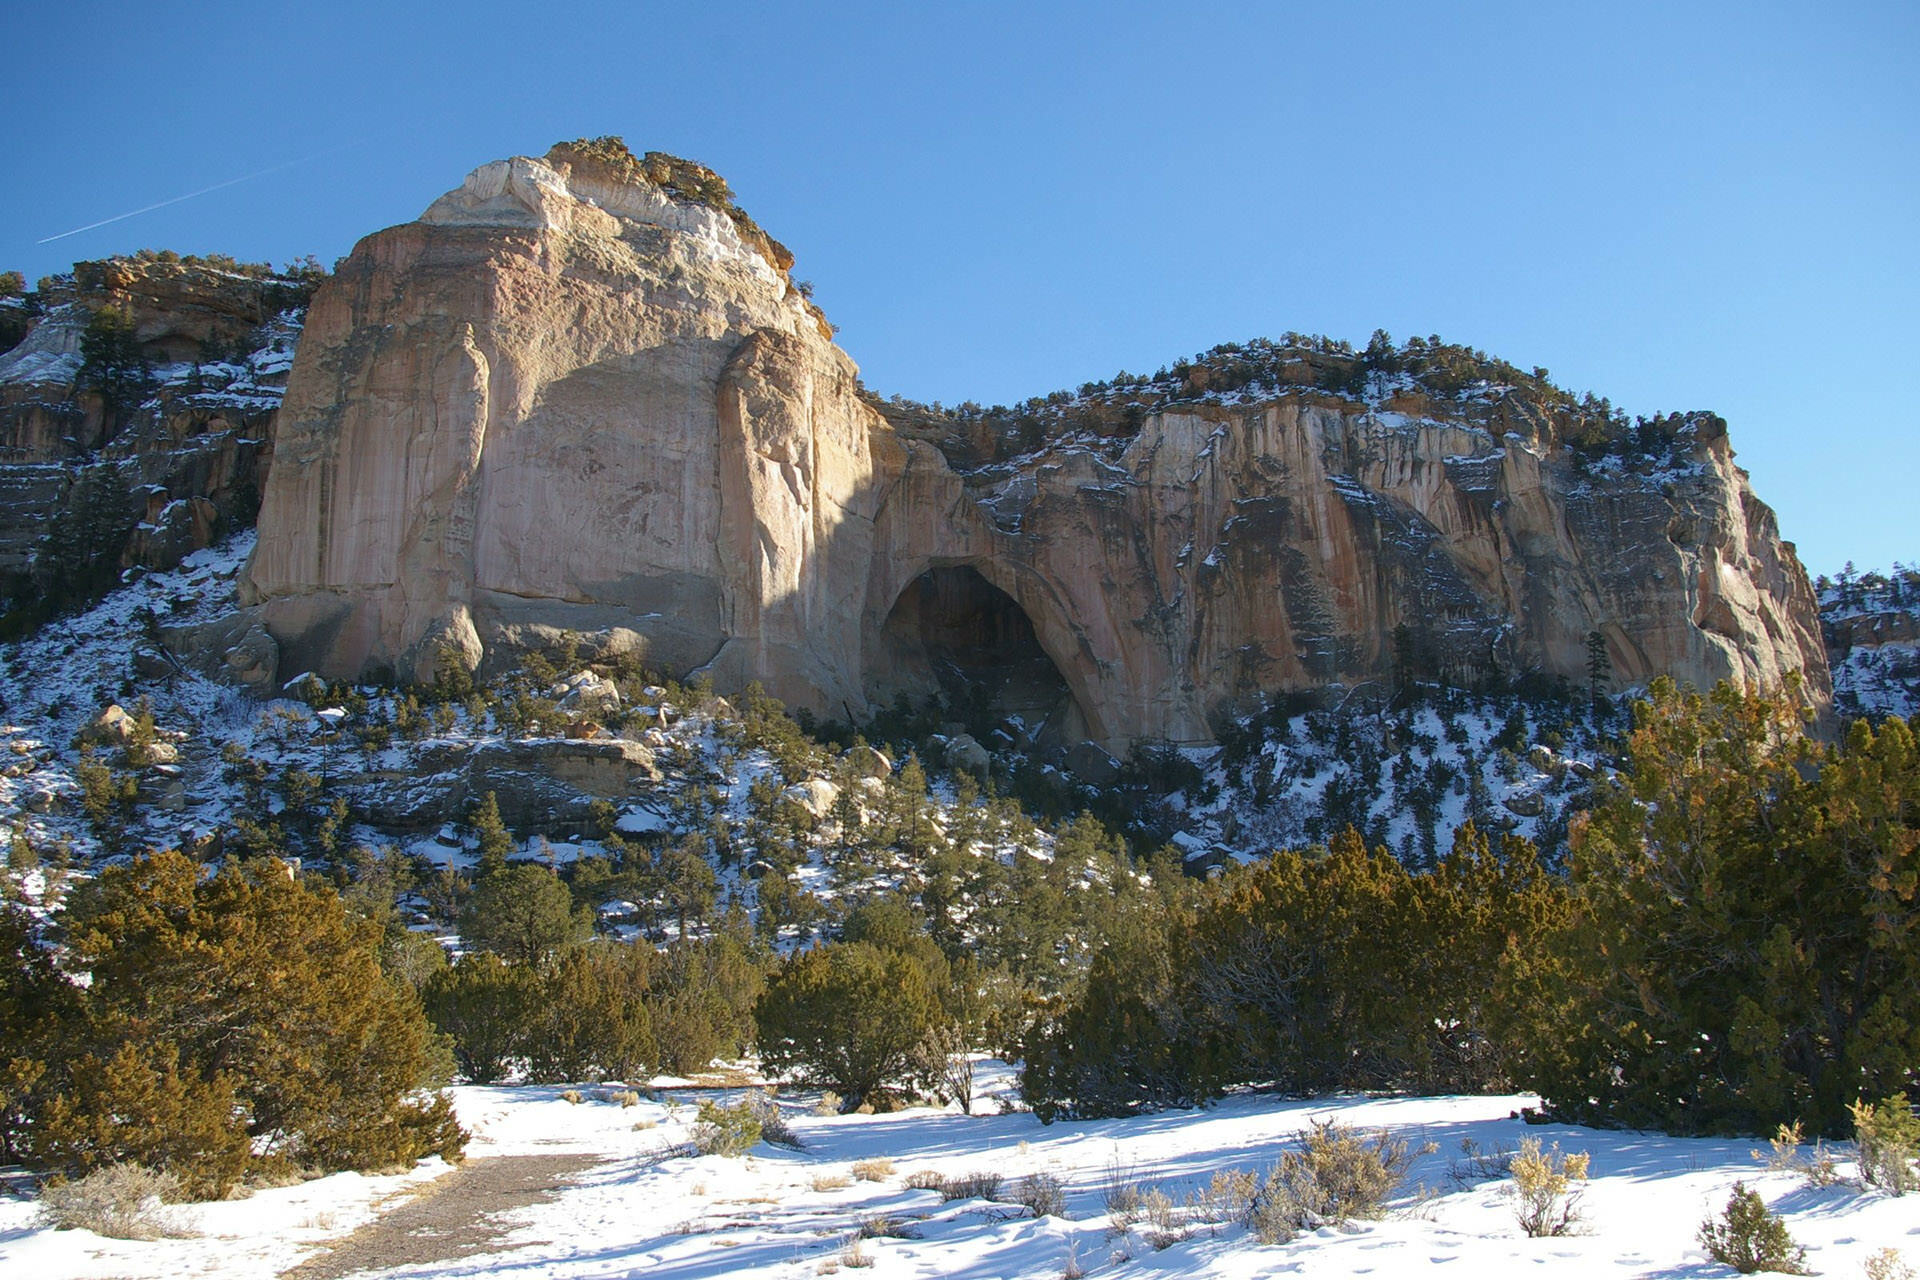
[
  {"x1": 243, "y1": 147, "x2": 1829, "y2": 749},
  {"x1": 245, "y1": 147, "x2": 884, "y2": 708},
  {"x1": 0, "y1": 258, "x2": 306, "y2": 622},
  {"x1": 875, "y1": 396, "x2": 1827, "y2": 745}
]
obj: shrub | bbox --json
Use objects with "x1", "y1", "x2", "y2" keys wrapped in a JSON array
[
  {"x1": 1507, "y1": 1137, "x2": 1588, "y2": 1237},
  {"x1": 851, "y1": 1157, "x2": 893, "y2": 1182},
  {"x1": 691, "y1": 1098, "x2": 761, "y2": 1156},
  {"x1": 1102, "y1": 1154, "x2": 1147, "y2": 1216},
  {"x1": 559, "y1": 1089, "x2": 583, "y2": 1105},
  {"x1": 1851, "y1": 1094, "x2": 1920, "y2": 1194},
  {"x1": 1138, "y1": 1186, "x2": 1189, "y2": 1249},
  {"x1": 811, "y1": 1172, "x2": 851, "y2": 1192},
  {"x1": 1753, "y1": 1121, "x2": 1838, "y2": 1188},
  {"x1": 1866, "y1": 1248, "x2": 1916, "y2": 1280},
  {"x1": 754, "y1": 940, "x2": 950, "y2": 1106},
  {"x1": 38, "y1": 1163, "x2": 186, "y2": 1239},
  {"x1": 1448, "y1": 1137, "x2": 1518, "y2": 1188},
  {"x1": 940, "y1": 1170, "x2": 1004, "y2": 1201},
  {"x1": 41, "y1": 852, "x2": 464, "y2": 1194},
  {"x1": 1250, "y1": 1120, "x2": 1425, "y2": 1242},
  {"x1": 1011, "y1": 1171, "x2": 1067, "y2": 1218},
  {"x1": 611, "y1": 1090, "x2": 641, "y2": 1108},
  {"x1": 1190, "y1": 1168, "x2": 1259, "y2": 1228},
  {"x1": 747, "y1": 1091, "x2": 803, "y2": 1149},
  {"x1": 1698, "y1": 1183, "x2": 1809, "y2": 1275},
  {"x1": 905, "y1": 1168, "x2": 1002, "y2": 1201}
]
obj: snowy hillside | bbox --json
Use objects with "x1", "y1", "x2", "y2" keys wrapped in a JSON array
[{"x1": 0, "y1": 529, "x2": 1620, "y2": 933}]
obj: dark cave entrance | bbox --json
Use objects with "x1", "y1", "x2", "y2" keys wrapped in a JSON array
[{"x1": 876, "y1": 564, "x2": 1085, "y2": 746}]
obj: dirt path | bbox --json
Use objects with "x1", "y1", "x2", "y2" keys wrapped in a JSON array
[{"x1": 279, "y1": 1152, "x2": 599, "y2": 1279}]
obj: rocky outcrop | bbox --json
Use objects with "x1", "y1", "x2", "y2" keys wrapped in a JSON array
[
  {"x1": 245, "y1": 145, "x2": 877, "y2": 710},
  {"x1": 1822, "y1": 573, "x2": 1920, "y2": 722},
  {"x1": 243, "y1": 144, "x2": 1830, "y2": 750},
  {"x1": 0, "y1": 257, "x2": 311, "y2": 617},
  {"x1": 877, "y1": 398, "x2": 1829, "y2": 744}
]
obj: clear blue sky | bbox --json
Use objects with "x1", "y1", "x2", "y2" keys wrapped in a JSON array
[{"x1": 3, "y1": 1, "x2": 1912, "y2": 575}]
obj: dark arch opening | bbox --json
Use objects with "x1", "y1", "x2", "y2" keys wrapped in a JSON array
[{"x1": 874, "y1": 564, "x2": 1086, "y2": 747}]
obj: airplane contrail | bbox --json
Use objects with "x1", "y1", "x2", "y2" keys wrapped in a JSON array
[{"x1": 37, "y1": 147, "x2": 345, "y2": 245}]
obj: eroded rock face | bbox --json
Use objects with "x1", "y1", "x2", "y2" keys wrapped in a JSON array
[
  {"x1": 0, "y1": 258, "x2": 307, "y2": 612},
  {"x1": 244, "y1": 149, "x2": 1830, "y2": 750},
  {"x1": 885, "y1": 399, "x2": 1830, "y2": 744},
  {"x1": 245, "y1": 149, "x2": 880, "y2": 716}
]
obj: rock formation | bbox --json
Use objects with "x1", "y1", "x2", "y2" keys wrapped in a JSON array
[
  {"x1": 0, "y1": 255, "x2": 313, "y2": 625},
  {"x1": 243, "y1": 142, "x2": 1829, "y2": 750}
]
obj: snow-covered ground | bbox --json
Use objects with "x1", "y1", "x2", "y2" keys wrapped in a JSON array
[{"x1": 5, "y1": 1077, "x2": 1912, "y2": 1280}]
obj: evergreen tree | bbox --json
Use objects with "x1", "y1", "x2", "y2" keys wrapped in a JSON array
[
  {"x1": 1022, "y1": 902, "x2": 1217, "y2": 1120},
  {"x1": 754, "y1": 939, "x2": 949, "y2": 1106},
  {"x1": 1586, "y1": 630, "x2": 1613, "y2": 721},
  {"x1": 1536, "y1": 680, "x2": 1920, "y2": 1135},
  {"x1": 0, "y1": 900, "x2": 83, "y2": 1164},
  {"x1": 654, "y1": 833, "x2": 718, "y2": 938},
  {"x1": 421, "y1": 952, "x2": 540, "y2": 1083},
  {"x1": 470, "y1": 791, "x2": 514, "y2": 879},
  {"x1": 644, "y1": 925, "x2": 765, "y2": 1074},
  {"x1": 460, "y1": 863, "x2": 590, "y2": 965},
  {"x1": 49, "y1": 850, "x2": 464, "y2": 1190},
  {"x1": 29, "y1": 1041, "x2": 249, "y2": 1200},
  {"x1": 1413, "y1": 823, "x2": 1572, "y2": 1092},
  {"x1": 1182, "y1": 829, "x2": 1423, "y2": 1093},
  {"x1": 528, "y1": 943, "x2": 655, "y2": 1082},
  {"x1": 76, "y1": 306, "x2": 156, "y2": 432}
]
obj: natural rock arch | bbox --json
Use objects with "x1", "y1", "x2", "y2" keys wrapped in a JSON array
[{"x1": 867, "y1": 557, "x2": 1106, "y2": 747}]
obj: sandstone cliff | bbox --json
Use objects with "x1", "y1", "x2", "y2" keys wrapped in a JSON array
[
  {"x1": 0, "y1": 255, "x2": 313, "y2": 629},
  {"x1": 244, "y1": 143, "x2": 876, "y2": 708},
  {"x1": 243, "y1": 145, "x2": 1829, "y2": 750},
  {"x1": 872, "y1": 383, "x2": 1828, "y2": 744}
]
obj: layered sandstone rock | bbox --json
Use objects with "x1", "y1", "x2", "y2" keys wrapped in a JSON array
[
  {"x1": 877, "y1": 398, "x2": 1828, "y2": 745},
  {"x1": 245, "y1": 146, "x2": 880, "y2": 712},
  {"x1": 0, "y1": 257, "x2": 306, "y2": 603},
  {"x1": 244, "y1": 147, "x2": 1829, "y2": 749}
]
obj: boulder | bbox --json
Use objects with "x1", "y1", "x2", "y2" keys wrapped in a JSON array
[
  {"x1": 1502, "y1": 790, "x2": 1547, "y2": 818},
  {"x1": 554, "y1": 670, "x2": 622, "y2": 720},
  {"x1": 152, "y1": 777, "x2": 188, "y2": 812},
  {"x1": 1064, "y1": 741, "x2": 1122, "y2": 786},
  {"x1": 845, "y1": 745, "x2": 893, "y2": 779},
  {"x1": 224, "y1": 622, "x2": 279, "y2": 690},
  {"x1": 782, "y1": 778, "x2": 839, "y2": 819},
  {"x1": 80, "y1": 704, "x2": 137, "y2": 746},
  {"x1": 944, "y1": 733, "x2": 990, "y2": 778},
  {"x1": 131, "y1": 646, "x2": 178, "y2": 680}
]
